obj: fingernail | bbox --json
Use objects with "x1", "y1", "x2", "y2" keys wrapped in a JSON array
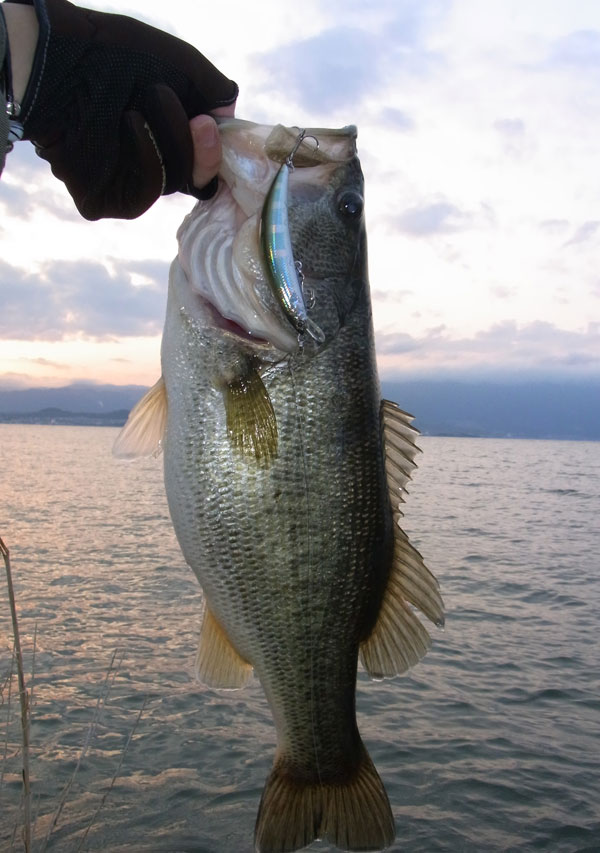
[{"x1": 197, "y1": 121, "x2": 219, "y2": 149}]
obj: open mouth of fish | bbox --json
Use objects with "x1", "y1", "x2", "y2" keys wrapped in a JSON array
[
  {"x1": 202, "y1": 294, "x2": 269, "y2": 345},
  {"x1": 178, "y1": 121, "x2": 365, "y2": 354},
  {"x1": 176, "y1": 182, "x2": 301, "y2": 354}
]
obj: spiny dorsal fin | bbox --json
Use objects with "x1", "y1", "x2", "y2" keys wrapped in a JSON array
[
  {"x1": 195, "y1": 604, "x2": 253, "y2": 689},
  {"x1": 359, "y1": 400, "x2": 444, "y2": 680},
  {"x1": 381, "y1": 399, "x2": 421, "y2": 515},
  {"x1": 112, "y1": 376, "x2": 167, "y2": 459},
  {"x1": 224, "y1": 365, "x2": 278, "y2": 464}
]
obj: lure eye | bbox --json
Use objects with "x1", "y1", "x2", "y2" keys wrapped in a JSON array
[{"x1": 338, "y1": 192, "x2": 364, "y2": 218}]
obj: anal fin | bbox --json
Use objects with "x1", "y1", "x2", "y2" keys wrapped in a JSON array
[{"x1": 195, "y1": 605, "x2": 252, "y2": 689}]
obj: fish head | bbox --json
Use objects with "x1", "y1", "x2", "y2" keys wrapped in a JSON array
[
  {"x1": 174, "y1": 120, "x2": 365, "y2": 358},
  {"x1": 286, "y1": 150, "x2": 367, "y2": 347}
]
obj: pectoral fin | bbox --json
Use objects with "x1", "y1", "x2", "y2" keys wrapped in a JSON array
[
  {"x1": 112, "y1": 376, "x2": 167, "y2": 459},
  {"x1": 360, "y1": 400, "x2": 444, "y2": 679},
  {"x1": 195, "y1": 605, "x2": 253, "y2": 689},
  {"x1": 224, "y1": 365, "x2": 278, "y2": 464}
]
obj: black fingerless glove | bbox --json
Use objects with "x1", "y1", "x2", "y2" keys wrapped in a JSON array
[{"x1": 15, "y1": 0, "x2": 238, "y2": 219}]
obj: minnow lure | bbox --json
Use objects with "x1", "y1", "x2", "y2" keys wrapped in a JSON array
[{"x1": 260, "y1": 130, "x2": 325, "y2": 345}]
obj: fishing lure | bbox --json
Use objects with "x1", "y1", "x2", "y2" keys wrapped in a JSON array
[{"x1": 260, "y1": 130, "x2": 325, "y2": 345}]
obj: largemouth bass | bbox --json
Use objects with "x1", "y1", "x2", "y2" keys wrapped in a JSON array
[{"x1": 115, "y1": 119, "x2": 444, "y2": 853}]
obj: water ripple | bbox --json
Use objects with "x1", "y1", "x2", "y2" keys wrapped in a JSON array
[{"x1": 1, "y1": 428, "x2": 599, "y2": 851}]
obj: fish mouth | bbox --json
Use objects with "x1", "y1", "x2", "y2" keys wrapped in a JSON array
[
  {"x1": 202, "y1": 295, "x2": 270, "y2": 346},
  {"x1": 177, "y1": 186, "x2": 301, "y2": 354},
  {"x1": 177, "y1": 122, "x2": 358, "y2": 355}
]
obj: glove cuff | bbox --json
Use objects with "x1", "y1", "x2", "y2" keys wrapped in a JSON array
[{"x1": 16, "y1": 0, "x2": 50, "y2": 125}]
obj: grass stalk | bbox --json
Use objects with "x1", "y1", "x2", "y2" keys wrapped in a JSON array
[
  {"x1": 1, "y1": 536, "x2": 32, "y2": 853},
  {"x1": 75, "y1": 695, "x2": 148, "y2": 852},
  {"x1": 39, "y1": 648, "x2": 124, "y2": 853},
  {"x1": 1, "y1": 645, "x2": 16, "y2": 795}
]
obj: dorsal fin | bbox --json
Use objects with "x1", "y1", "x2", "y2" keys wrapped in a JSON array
[
  {"x1": 380, "y1": 399, "x2": 421, "y2": 512},
  {"x1": 113, "y1": 376, "x2": 167, "y2": 459},
  {"x1": 359, "y1": 400, "x2": 444, "y2": 679},
  {"x1": 195, "y1": 604, "x2": 253, "y2": 689}
]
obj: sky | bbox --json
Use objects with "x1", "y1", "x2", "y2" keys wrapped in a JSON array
[{"x1": 1, "y1": 0, "x2": 599, "y2": 389}]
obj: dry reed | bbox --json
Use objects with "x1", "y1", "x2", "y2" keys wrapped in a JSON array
[
  {"x1": 2, "y1": 538, "x2": 149, "y2": 852},
  {"x1": 1, "y1": 535, "x2": 32, "y2": 852}
]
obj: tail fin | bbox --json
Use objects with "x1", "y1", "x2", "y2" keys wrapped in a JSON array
[{"x1": 254, "y1": 744, "x2": 395, "y2": 853}]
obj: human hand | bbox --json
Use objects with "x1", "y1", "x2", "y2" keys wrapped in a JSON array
[{"x1": 19, "y1": 0, "x2": 238, "y2": 220}]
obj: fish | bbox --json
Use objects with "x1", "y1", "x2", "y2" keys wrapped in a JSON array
[{"x1": 114, "y1": 118, "x2": 444, "y2": 853}]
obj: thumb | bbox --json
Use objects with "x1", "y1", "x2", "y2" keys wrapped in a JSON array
[{"x1": 190, "y1": 115, "x2": 222, "y2": 191}]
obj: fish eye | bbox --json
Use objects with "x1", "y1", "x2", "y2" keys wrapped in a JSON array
[{"x1": 337, "y1": 192, "x2": 363, "y2": 218}]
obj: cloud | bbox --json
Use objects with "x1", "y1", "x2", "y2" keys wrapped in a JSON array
[
  {"x1": 257, "y1": 28, "x2": 385, "y2": 112},
  {"x1": 563, "y1": 221, "x2": 600, "y2": 248},
  {"x1": 539, "y1": 219, "x2": 570, "y2": 234},
  {"x1": 3, "y1": 140, "x2": 49, "y2": 180},
  {"x1": 394, "y1": 201, "x2": 470, "y2": 236},
  {"x1": 377, "y1": 331, "x2": 423, "y2": 355},
  {"x1": 376, "y1": 321, "x2": 600, "y2": 378},
  {"x1": 490, "y1": 285, "x2": 516, "y2": 300},
  {"x1": 23, "y1": 357, "x2": 70, "y2": 370},
  {"x1": 325, "y1": 0, "x2": 449, "y2": 43},
  {"x1": 0, "y1": 141, "x2": 81, "y2": 221},
  {"x1": 254, "y1": 2, "x2": 447, "y2": 114},
  {"x1": 493, "y1": 118, "x2": 526, "y2": 156},
  {"x1": 493, "y1": 118, "x2": 525, "y2": 138},
  {"x1": 379, "y1": 107, "x2": 416, "y2": 131},
  {"x1": 0, "y1": 258, "x2": 169, "y2": 341},
  {"x1": 550, "y1": 29, "x2": 600, "y2": 70},
  {"x1": 372, "y1": 287, "x2": 414, "y2": 303},
  {"x1": 0, "y1": 373, "x2": 40, "y2": 390},
  {"x1": 0, "y1": 180, "x2": 80, "y2": 222}
]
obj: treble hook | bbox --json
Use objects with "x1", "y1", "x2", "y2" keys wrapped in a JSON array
[{"x1": 285, "y1": 129, "x2": 320, "y2": 170}]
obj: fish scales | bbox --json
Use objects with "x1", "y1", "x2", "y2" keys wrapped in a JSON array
[
  {"x1": 163, "y1": 295, "x2": 391, "y2": 762},
  {"x1": 115, "y1": 119, "x2": 444, "y2": 853}
]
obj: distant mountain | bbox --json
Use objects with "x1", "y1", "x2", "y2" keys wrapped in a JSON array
[
  {"x1": 0, "y1": 406, "x2": 130, "y2": 427},
  {"x1": 0, "y1": 383, "x2": 146, "y2": 415},
  {"x1": 381, "y1": 379, "x2": 600, "y2": 441},
  {"x1": 0, "y1": 379, "x2": 598, "y2": 440}
]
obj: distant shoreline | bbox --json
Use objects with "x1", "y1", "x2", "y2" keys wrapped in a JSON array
[
  {"x1": 0, "y1": 409, "x2": 129, "y2": 428},
  {"x1": 0, "y1": 409, "x2": 597, "y2": 442},
  {"x1": 1, "y1": 378, "x2": 598, "y2": 441}
]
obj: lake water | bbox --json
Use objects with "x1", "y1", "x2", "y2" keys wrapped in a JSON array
[{"x1": 1, "y1": 425, "x2": 599, "y2": 852}]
